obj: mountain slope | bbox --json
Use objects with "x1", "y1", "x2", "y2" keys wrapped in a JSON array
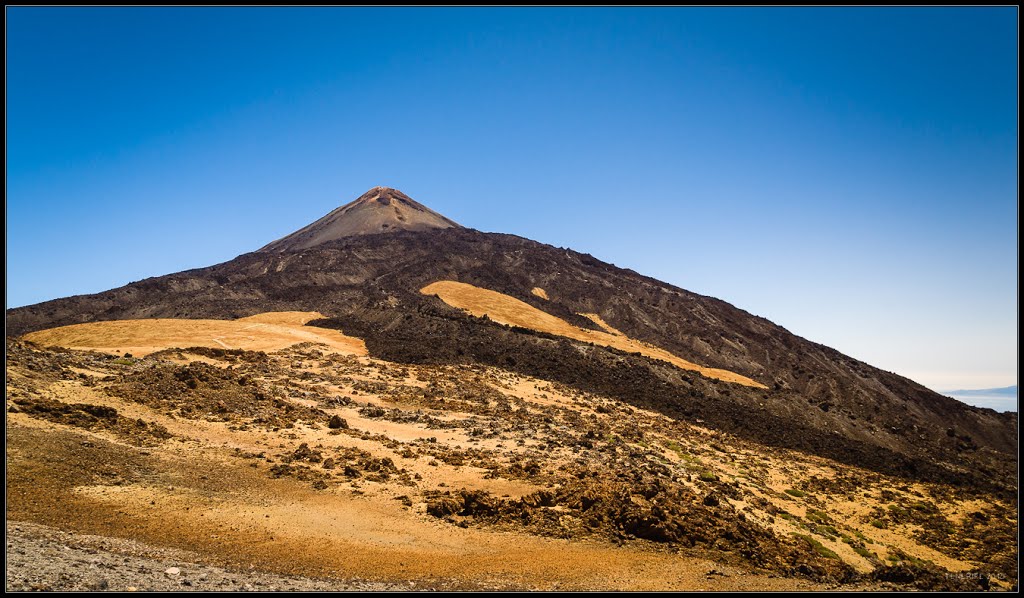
[{"x1": 8, "y1": 220, "x2": 1016, "y2": 492}]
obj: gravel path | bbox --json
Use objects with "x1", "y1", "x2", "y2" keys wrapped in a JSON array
[{"x1": 5, "y1": 521, "x2": 410, "y2": 592}]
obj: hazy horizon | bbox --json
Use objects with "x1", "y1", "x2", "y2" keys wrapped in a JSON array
[{"x1": 7, "y1": 7, "x2": 1017, "y2": 399}]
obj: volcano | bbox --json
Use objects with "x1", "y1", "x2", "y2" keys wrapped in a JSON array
[{"x1": 6, "y1": 186, "x2": 1018, "y2": 590}]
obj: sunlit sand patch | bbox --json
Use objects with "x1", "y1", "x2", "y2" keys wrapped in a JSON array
[
  {"x1": 579, "y1": 313, "x2": 624, "y2": 336},
  {"x1": 23, "y1": 312, "x2": 366, "y2": 357},
  {"x1": 421, "y1": 281, "x2": 765, "y2": 388}
]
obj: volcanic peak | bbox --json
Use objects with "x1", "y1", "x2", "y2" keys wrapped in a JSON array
[{"x1": 259, "y1": 186, "x2": 461, "y2": 252}]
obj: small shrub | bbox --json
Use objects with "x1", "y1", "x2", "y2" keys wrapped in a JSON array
[
  {"x1": 806, "y1": 509, "x2": 830, "y2": 524},
  {"x1": 853, "y1": 546, "x2": 874, "y2": 559},
  {"x1": 792, "y1": 533, "x2": 839, "y2": 560},
  {"x1": 815, "y1": 524, "x2": 839, "y2": 537}
]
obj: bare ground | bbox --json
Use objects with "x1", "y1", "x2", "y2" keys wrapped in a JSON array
[
  {"x1": 5, "y1": 331, "x2": 1015, "y2": 591},
  {"x1": 5, "y1": 521, "x2": 407, "y2": 592}
]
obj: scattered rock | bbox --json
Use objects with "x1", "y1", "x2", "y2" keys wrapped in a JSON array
[{"x1": 4, "y1": 522, "x2": 407, "y2": 592}]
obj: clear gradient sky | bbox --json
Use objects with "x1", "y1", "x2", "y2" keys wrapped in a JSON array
[{"x1": 6, "y1": 7, "x2": 1018, "y2": 406}]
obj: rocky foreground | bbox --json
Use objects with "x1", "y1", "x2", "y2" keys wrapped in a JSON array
[{"x1": 5, "y1": 338, "x2": 1017, "y2": 591}]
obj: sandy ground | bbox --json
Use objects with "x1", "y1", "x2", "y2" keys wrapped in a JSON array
[
  {"x1": 579, "y1": 312, "x2": 625, "y2": 336},
  {"x1": 421, "y1": 280, "x2": 766, "y2": 388},
  {"x1": 22, "y1": 312, "x2": 366, "y2": 357}
]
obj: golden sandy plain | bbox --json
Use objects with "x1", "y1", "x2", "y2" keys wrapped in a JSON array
[{"x1": 22, "y1": 312, "x2": 366, "y2": 358}]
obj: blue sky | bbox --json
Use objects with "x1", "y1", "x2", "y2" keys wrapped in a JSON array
[{"x1": 6, "y1": 7, "x2": 1017, "y2": 404}]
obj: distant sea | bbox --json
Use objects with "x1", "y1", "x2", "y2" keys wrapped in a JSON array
[{"x1": 941, "y1": 385, "x2": 1018, "y2": 413}]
